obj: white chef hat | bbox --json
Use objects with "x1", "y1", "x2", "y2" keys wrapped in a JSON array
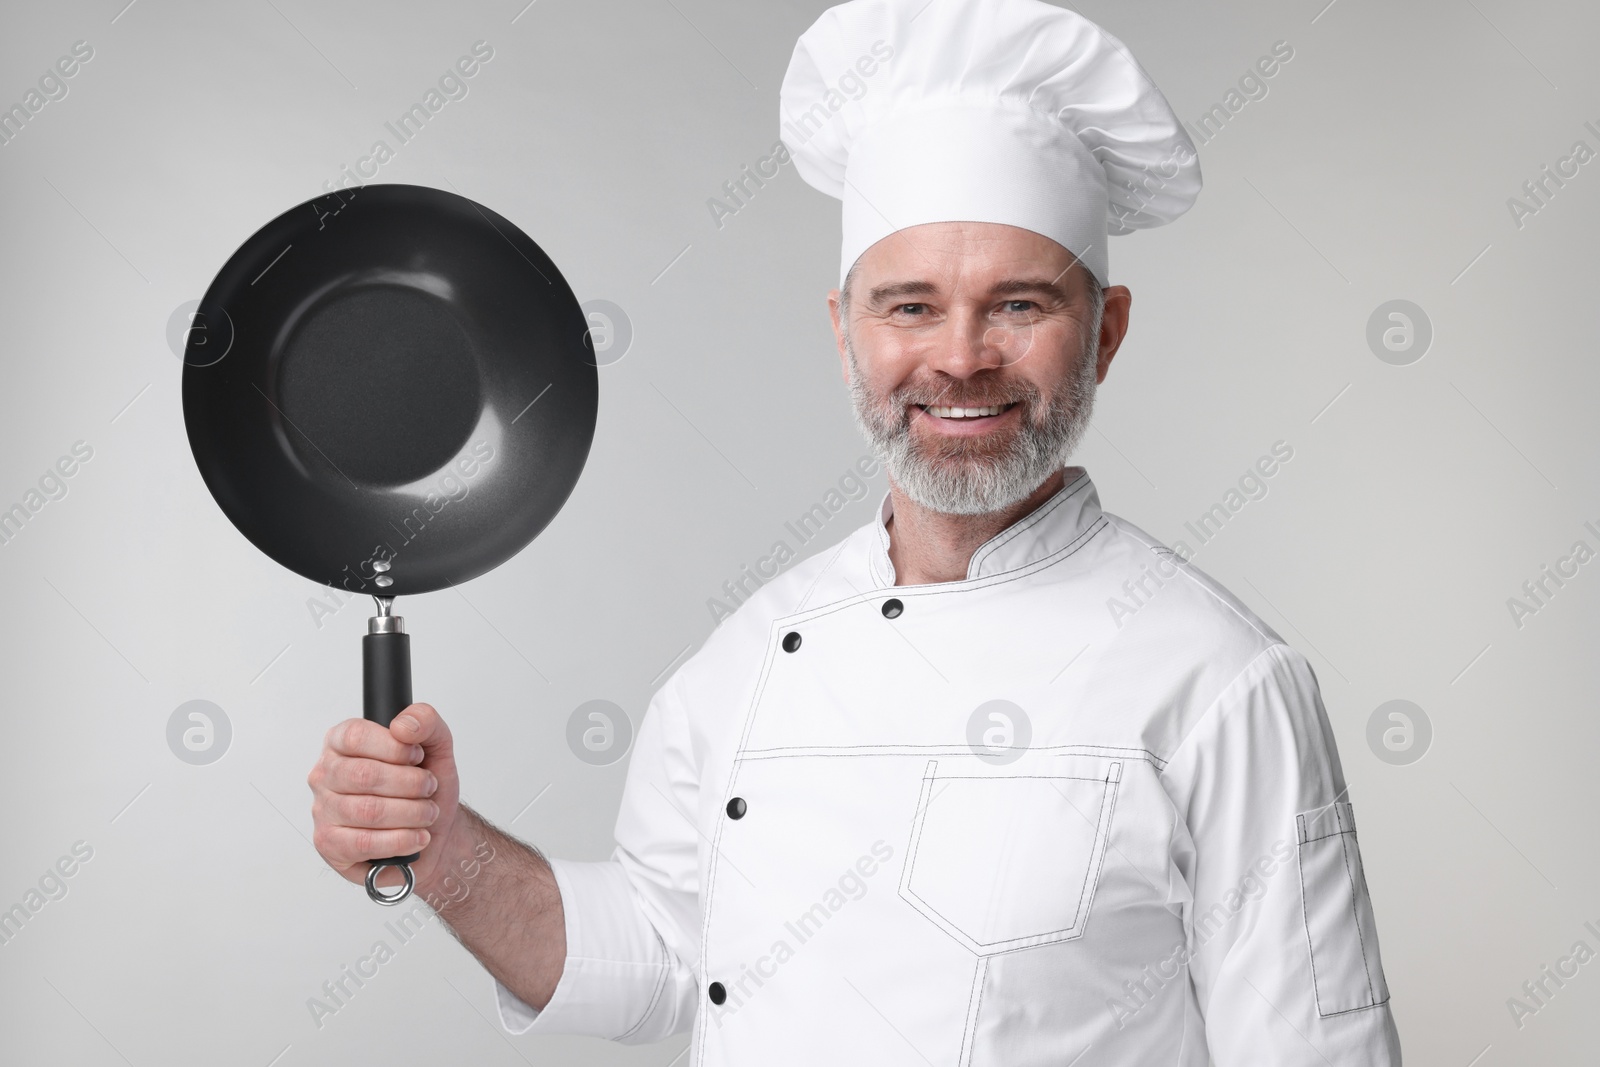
[{"x1": 779, "y1": 0, "x2": 1201, "y2": 289}]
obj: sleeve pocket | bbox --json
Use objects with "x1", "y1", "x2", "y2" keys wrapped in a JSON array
[{"x1": 1295, "y1": 800, "x2": 1390, "y2": 1017}]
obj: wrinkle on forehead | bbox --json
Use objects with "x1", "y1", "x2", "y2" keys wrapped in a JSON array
[{"x1": 854, "y1": 221, "x2": 1081, "y2": 304}]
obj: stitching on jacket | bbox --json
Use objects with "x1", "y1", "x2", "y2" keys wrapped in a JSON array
[
  {"x1": 733, "y1": 743, "x2": 1167, "y2": 768},
  {"x1": 1157, "y1": 643, "x2": 1295, "y2": 777},
  {"x1": 731, "y1": 515, "x2": 1108, "y2": 768},
  {"x1": 1338, "y1": 827, "x2": 1379, "y2": 1007},
  {"x1": 1296, "y1": 814, "x2": 1388, "y2": 1020},
  {"x1": 901, "y1": 768, "x2": 1120, "y2": 952},
  {"x1": 965, "y1": 471, "x2": 1091, "y2": 576},
  {"x1": 770, "y1": 514, "x2": 1109, "y2": 630},
  {"x1": 693, "y1": 739, "x2": 752, "y2": 1061},
  {"x1": 1317, "y1": 994, "x2": 1392, "y2": 1016},
  {"x1": 958, "y1": 948, "x2": 985, "y2": 1063},
  {"x1": 870, "y1": 511, "x2": 893, "y2": 586},
  {"x1": 1075, "y1": 767, "x2": 1122, "y2": 942},
  {"x1": 916, "y1": 772, "x2": 1113, "y2": 782},
  {"x1": 694, "y1": 587, "x2": 806, "y2": 1062},
  {"x1": 793, "y1": 535, "x2": 858, "y2": 616},
  {"x1": 1295, "y1": 836, "x2": 1325, "y2": 1017},
  {"x1": 898, "y1": 761, "x2": 981, "y2": 952},
  {"x1": 965, "y1": 955, "x2": 990, "y2": 1064},
  {"x1": 1101, "y1": 514, "x2": 1282, "y2": 648},
  {"x1": 613, "y1": 928, "x2": 672, "y2": 1041}
]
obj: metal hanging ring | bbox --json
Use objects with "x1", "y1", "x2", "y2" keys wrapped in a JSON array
[{"x1": 365, "y1": 860, "x2": 416, "y2": 906}]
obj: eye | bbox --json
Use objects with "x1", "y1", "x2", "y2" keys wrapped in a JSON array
[
  {"x1": 894, "y1": 303, "x2": 928, "y2": 316},
  {"x1": 999, "y1": 300, "x2": 1037, "y2": 314}
]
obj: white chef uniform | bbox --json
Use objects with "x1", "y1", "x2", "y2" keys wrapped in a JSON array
[
  {"x1": 494, "y1": 471, "x2": 1402, "y2": 1064},
  {"x1": 491, "y1": 0, "x2": 1400, "y2": 1061}
]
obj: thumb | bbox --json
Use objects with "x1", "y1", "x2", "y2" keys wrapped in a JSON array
[{"x1": 389, "y1": 702, "x2": 453, "y2": 759}]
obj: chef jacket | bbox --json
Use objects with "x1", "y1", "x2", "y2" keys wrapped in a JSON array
[{"x1": 494, "y1": 468, "x2": 1402, "y2": 1064}]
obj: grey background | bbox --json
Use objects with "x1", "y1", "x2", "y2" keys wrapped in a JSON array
[{"x1": 1, "y1": 0, "x2": 1595, "y2": 1063}]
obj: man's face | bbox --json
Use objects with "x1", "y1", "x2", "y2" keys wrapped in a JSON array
[{"x1": 828, "y1": 221, "x2": 1130, "y2": 516}]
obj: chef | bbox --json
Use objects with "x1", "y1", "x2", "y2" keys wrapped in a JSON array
[{"x1": 307, "y1": 0, "x2": 1403, "y2": 1062}]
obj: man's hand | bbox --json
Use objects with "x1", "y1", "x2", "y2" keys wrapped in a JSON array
[
  {"x1": 308, "y1": 702, "x2": 463, "y2": 892},
  {"x1": 306, "y1": 703, "x2": 567, "y2": 1010}
]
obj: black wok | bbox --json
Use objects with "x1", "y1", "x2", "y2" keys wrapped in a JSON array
[{"x1": 183, "y1": 183, "x2": 597, "y2": 903}]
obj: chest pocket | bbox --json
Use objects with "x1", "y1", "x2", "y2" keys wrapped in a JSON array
[{"x1": 898, "y1": 758, "x2": 1122, "y2": 955}]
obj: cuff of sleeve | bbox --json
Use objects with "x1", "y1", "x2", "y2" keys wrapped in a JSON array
[
  {"x1": 495, "y1": 973, "x2": 543, "y2": 1035},
  {"x1": 492, "y1": 856, "x2": 677, "y2": 1038}
]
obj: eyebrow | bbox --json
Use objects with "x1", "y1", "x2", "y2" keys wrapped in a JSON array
[
  {"x1": 865, "y1": 280, "x2": 939, "y2": 306},
  {"x1": 865, "y1": 276, "x2": 1072, "y2": 307}
]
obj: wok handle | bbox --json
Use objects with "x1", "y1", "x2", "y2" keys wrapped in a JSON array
[{"x1": 362, "y1": 615, "x2": 420, "y2": 905}]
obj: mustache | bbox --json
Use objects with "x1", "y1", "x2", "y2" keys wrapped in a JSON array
[{"x1": 889, "y1": 375, "x2": 1043, "y2": 410}]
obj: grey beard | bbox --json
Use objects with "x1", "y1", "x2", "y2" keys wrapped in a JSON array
[{"x1": 846, "y1": 328, "x2": 1101, "y2": 517}]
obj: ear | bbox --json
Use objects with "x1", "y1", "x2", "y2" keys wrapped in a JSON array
[
  {"x1": 1094, "y1": 285, "x2": 1133, "y2": 384},
  {"x1": 827, "y1": 288, "x2": 850, "y2": 384}
]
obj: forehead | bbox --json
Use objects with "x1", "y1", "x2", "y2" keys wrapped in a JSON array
[{"x1": 852, "y1": 221, "x2": 1081, "y2": 297}]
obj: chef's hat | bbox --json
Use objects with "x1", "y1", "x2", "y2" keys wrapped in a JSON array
[{"x1": 779, "y1": 0, "x2": 1201, "y2": 289}]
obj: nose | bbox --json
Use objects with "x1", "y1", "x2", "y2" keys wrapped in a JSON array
[{"x1": 923, "y1": 306, "x2": 1011, "y2": 380}]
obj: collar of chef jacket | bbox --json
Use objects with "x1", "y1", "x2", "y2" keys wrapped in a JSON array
[{"x1": 864, "y1": 465, "x2": 1104, "y2": 588}]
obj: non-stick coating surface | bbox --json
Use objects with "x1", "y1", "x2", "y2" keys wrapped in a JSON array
[{"x1": 183, "y1": 184, "x2": 597, "y2": 598}]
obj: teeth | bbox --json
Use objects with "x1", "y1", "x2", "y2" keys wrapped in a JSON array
[{"x1": 926, "y1": 404, "x2": 1006, "y2": 418}]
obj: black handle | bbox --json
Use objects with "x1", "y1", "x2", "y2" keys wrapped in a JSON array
[
  {"x1": 363, "y1": 629, "x2": 413, "y2": 728},
  {"x1": 363, "y1": 628, "x2": 420, "y2": 899}
]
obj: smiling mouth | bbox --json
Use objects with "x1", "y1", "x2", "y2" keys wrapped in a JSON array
[{"x1": 915, "y1": 403, "x2": 1018, "y2": 419}]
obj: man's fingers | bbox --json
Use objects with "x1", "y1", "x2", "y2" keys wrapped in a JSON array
[
  {"x1": 317, "y1": 792, "x2": 439, "y2": 831},
  {"x1": 311, "y1": 704, "x2": 456, "y2": 882},
  {"x1": 326, "y1": 718, "x2": 425, "y2": 765},
  {"x1": 318, "y1": 756, "x2": 437, "y2": 800},
  {"x1": 388, "y1": 703, "x2": 453, "y2": 757},
  {"x1": 313, "y1": 825, "x2": 432, "y2": 867}
]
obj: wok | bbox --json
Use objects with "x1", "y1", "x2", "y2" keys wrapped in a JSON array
[{"x1": 183, "y1": 183, "x2": 598, "y2": 903}]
